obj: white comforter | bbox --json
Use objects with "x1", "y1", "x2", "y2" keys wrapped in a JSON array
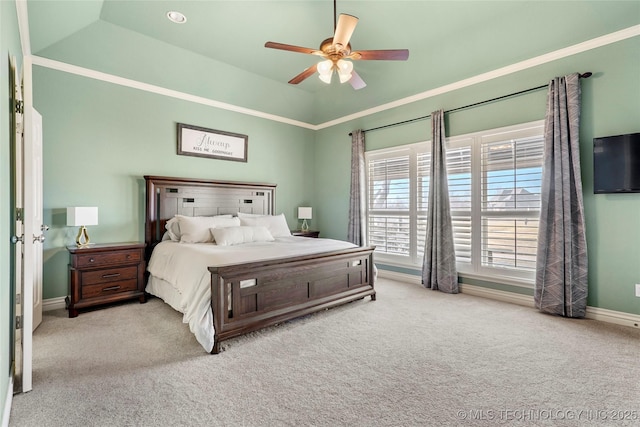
[{"x1": 146, "y1": 236, "x2": 358, "y2": 352}]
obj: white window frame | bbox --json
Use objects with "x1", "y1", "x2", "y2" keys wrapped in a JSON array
[
  {"x1": 365, "y1": 120, "x2": 544, "y2": 287},
  {"x1": 365, "y1": 142, "x2": 425, "y2": 266}
]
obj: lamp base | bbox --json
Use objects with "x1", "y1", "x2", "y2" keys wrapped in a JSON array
[
  {"x1": 301, "y1": 219, "x2": 309, "y2": 232},
  {"x1": 75, "y1": 226, "x2": 91, "y2": 247}
]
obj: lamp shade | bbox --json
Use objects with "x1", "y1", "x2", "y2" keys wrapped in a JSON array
[
  {"x1": 67, "y1": 207, "x2": 98, "y2": 226},
  {"x1": 317, "y1": 60, "x2": 333, "y2": 84},
  {"x1": 298, "y1": 207, "x2": 312, "y2": 220},
  {"x1": 337, "y1": 59, "x2": 353, "y2": 83}
]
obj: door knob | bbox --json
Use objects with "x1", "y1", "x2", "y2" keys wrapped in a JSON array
[
  {"x1": 11, "y1": 235, "x2": 23, "y2": 244},
  {"x1": 33, "y1": 234, "x2": 46, "y2": 243}
]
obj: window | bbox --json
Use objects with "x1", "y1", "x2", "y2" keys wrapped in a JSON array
[
  {"x1": 367, "y1": 147, "x2": 427, "y2": 264},
  {"x1": 365, "y1": 121, "x2": 544, "y2": 284}
]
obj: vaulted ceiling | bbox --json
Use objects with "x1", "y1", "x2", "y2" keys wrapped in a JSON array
[{"x1": 25, "y1": 1, "x2": 640, "y2": 126}]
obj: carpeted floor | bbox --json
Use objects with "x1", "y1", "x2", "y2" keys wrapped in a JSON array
[{"x1": 9, "y1": 278, "x2": 640, "y2": 426}]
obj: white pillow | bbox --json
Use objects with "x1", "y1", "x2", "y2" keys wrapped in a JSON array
[
  {"x1": 165, "y1": 217, "x2": 181, "y2": 241},
  {"x1": 165, "y1": 214, "x2": 233, "y2": 241},
  {"x1": 211, "y1": 226, "x2": 275, "y2": 246},
  {"x1": 238, "y1": 213, "x2": 291, "y2": 237},
  {"x1": 176, "y1": 215, "x2": 240, "y2": 243}
]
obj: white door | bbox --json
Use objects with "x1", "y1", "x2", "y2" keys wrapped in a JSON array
[
  {"x1": 13, "y1": 56, "x2": 46, "y2": 394},
  {"x1": 10, "y1": 56, "x2": 25, "y2": 394},
  {"x1": 27, "y1": 107, "x2": 44, "y2": 332}
]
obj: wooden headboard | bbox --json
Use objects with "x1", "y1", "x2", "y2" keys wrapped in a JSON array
[{"x1": 144, "y1": 175, "x2": 276, "y2": 257}]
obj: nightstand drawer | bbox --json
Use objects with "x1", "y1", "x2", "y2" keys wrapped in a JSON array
[
  {"x1": 81, "y1": 266, "x2": 138, "y2": 286},
  {"x1": 81, "y1": 279, "x2": 139, "y2": 299},
  {"x1": 76, "y1": 250, "x2": 141, "y2": 268}
]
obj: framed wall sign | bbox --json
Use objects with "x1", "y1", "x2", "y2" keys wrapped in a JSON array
[{"x1": 177, "y1": 123, "x2": 248, "y2": 162}]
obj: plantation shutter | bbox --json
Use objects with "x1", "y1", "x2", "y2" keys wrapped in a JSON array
[
  {"x1": 416, "y1": 152, "x2": 430, "y2": 259},
  {"x1": 367, "y1": 153, "x2": 411, "y2": 256},
  {"x1": 447, "y1": 145, "x2": 472, "y2": 264},
  {"x1": 480, "y1": 135, "x2": 544, "y2": 271}
]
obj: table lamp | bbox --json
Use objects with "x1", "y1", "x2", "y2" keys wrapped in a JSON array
[
  {"x1": 298, "y1": 207, "x2": 312, "y2": 232},
  {"x1": 67, "y1": 207, "x2": 98, "y2": 247}
]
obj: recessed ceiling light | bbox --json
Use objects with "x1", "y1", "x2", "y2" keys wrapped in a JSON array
[{"x1": 167, "y1": 11, "x2": 187, "y2": 24}]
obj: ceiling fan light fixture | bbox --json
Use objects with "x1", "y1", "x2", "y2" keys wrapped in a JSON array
[
  {"x1": 317, "y1": 59, "x2": 334, "y2": 84},
  {"x1": 337, "y1": 59, "x2": 353, "y2": 83},
  {"x1": 166, "y1": 11, "x2": 187, "y2": 24},
  {"x1": 338, "y1": 72, "x2": 352, "y2": 84},
  {"x1": 319, "y1": 73, "x2": 332, "y2": 84}
]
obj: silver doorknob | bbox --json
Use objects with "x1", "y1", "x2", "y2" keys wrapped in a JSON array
[
  {"x1": 33, "y1": 234, "x2": 46, "y2": 243},
  {"x1": 41, "y1": 224, "x2": 50, "y2": 232},
  {"x1": 11, "y1": 235, "x2": 23, "y2": 244}
]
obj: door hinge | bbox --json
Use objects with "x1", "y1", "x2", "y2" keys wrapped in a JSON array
[
  {"x1": 14, "y1": 100, "x2": 23, "y2": 114},
  {"x1": 16, "y1": 316, "x2": 22, "y2": 330},
  {"x1": 16, "y1": 207, "x2": 23, "y2": 222}
]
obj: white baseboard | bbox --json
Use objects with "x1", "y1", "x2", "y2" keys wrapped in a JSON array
[
  {"x1": 584, "y1": 306, "x2": 640, "y2": 329},
  {"x1": 378, "y1": 269, "x2": 422, "y2": 285},
  {"x1": 459, "y1": 283, "x2": 536, "y2": 308},
  {"x1": 2, "y1": 376, "x2": 13, "y2": 427},
  {"x1": 377, "y1": 269, "x2": 640, "y2": 330},
  {"x1": 43, "y1": 297, "x2": 66, "y2": 312}
]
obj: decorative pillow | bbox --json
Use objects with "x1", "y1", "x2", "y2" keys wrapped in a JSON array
[
  {"x1": 165, "y1": 214, "x2": 233, "y2": 241},
  {"x1": 176, "y1": 215, "x2": 240, "y2": 243},
  {"x1": 165, "y1": 217, "x2": 181, "y2": 241},
  {"x1": 238, "y1": 213, "x2": 291, "y2": 237},
  {"x1": 211, "y1": 226, "x2": 275, "y2": 246}
]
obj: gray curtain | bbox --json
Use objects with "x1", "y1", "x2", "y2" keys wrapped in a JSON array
[
  {"x1": 347, "y1": 130, "x2": 366, "y2": 246},
  {"x1": 422, "y1": 110, "x2": 458, "y2": 293},
  {"x1": 535, "y1": 73, "x2": 588, "y2": 317}
]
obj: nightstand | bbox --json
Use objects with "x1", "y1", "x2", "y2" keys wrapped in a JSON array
[
  {"x1": 291, "y1": 230, "x2": 320, "y2": 238},
  {"x1": 67, "y1": 242, "x2": 146, "y2": 318}
]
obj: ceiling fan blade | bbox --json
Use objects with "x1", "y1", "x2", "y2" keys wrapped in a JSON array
[
  {"x1": 350, "y1": 49, "x2": 410, "y2": 61},
  {"x1": 349, "y1": 70, "x2": 366, "y2": 90},
  {"x1": 333, "y1": 14, "x2": 358, "y2": 49},
  {"x1": 288, "y1": 64, "x2": 318, "y2": 85},
  {"x1": 265, "y1": 41, "x2": 323, "y2": 56}
]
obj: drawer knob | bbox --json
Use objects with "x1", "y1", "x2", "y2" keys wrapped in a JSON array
[{"x1": 89, "y1": 258, "x2": 95, "y2": 263}]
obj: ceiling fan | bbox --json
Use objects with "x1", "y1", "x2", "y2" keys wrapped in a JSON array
[{"x1": 264, "y1": 0, "x2": 409, "y2": 90}]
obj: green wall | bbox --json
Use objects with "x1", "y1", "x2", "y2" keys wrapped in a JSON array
[
  {"x1": 315, "y1": 36, "x2": 640, "y2": 315},
  {"x1": 34, "y1": 67, "x2": 316, "y2": 300},
  {"x1": 34, "y1": 34, "x2": 640, "y2": 316},
  {"x1": 1, "y1": 0, "x2": 22, "y2": 415}
]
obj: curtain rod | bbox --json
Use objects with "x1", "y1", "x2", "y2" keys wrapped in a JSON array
[{"x1": 348, "y1": 72, "x2": 592, "y2": 136}]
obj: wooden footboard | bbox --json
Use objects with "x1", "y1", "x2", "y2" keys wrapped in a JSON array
[{"x1": 208, "y1": 246, "x2": 376, "y2": 354}]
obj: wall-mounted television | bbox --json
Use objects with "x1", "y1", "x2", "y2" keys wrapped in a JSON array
[{"x1": 593, "y1": 132, "x2": 640, "y2": 194}]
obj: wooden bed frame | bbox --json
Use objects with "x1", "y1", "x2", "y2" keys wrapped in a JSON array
[{"x1": 144, "y1": 175, "x2": 376, "y2": 353}]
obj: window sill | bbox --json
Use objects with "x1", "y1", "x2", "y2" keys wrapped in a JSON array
[
  {"x1": 375, "y1": 259, "x2": 534, "y2": 289},
  {"x1": 457, "y1": 271, "x2": 534, "y2": 290}
]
